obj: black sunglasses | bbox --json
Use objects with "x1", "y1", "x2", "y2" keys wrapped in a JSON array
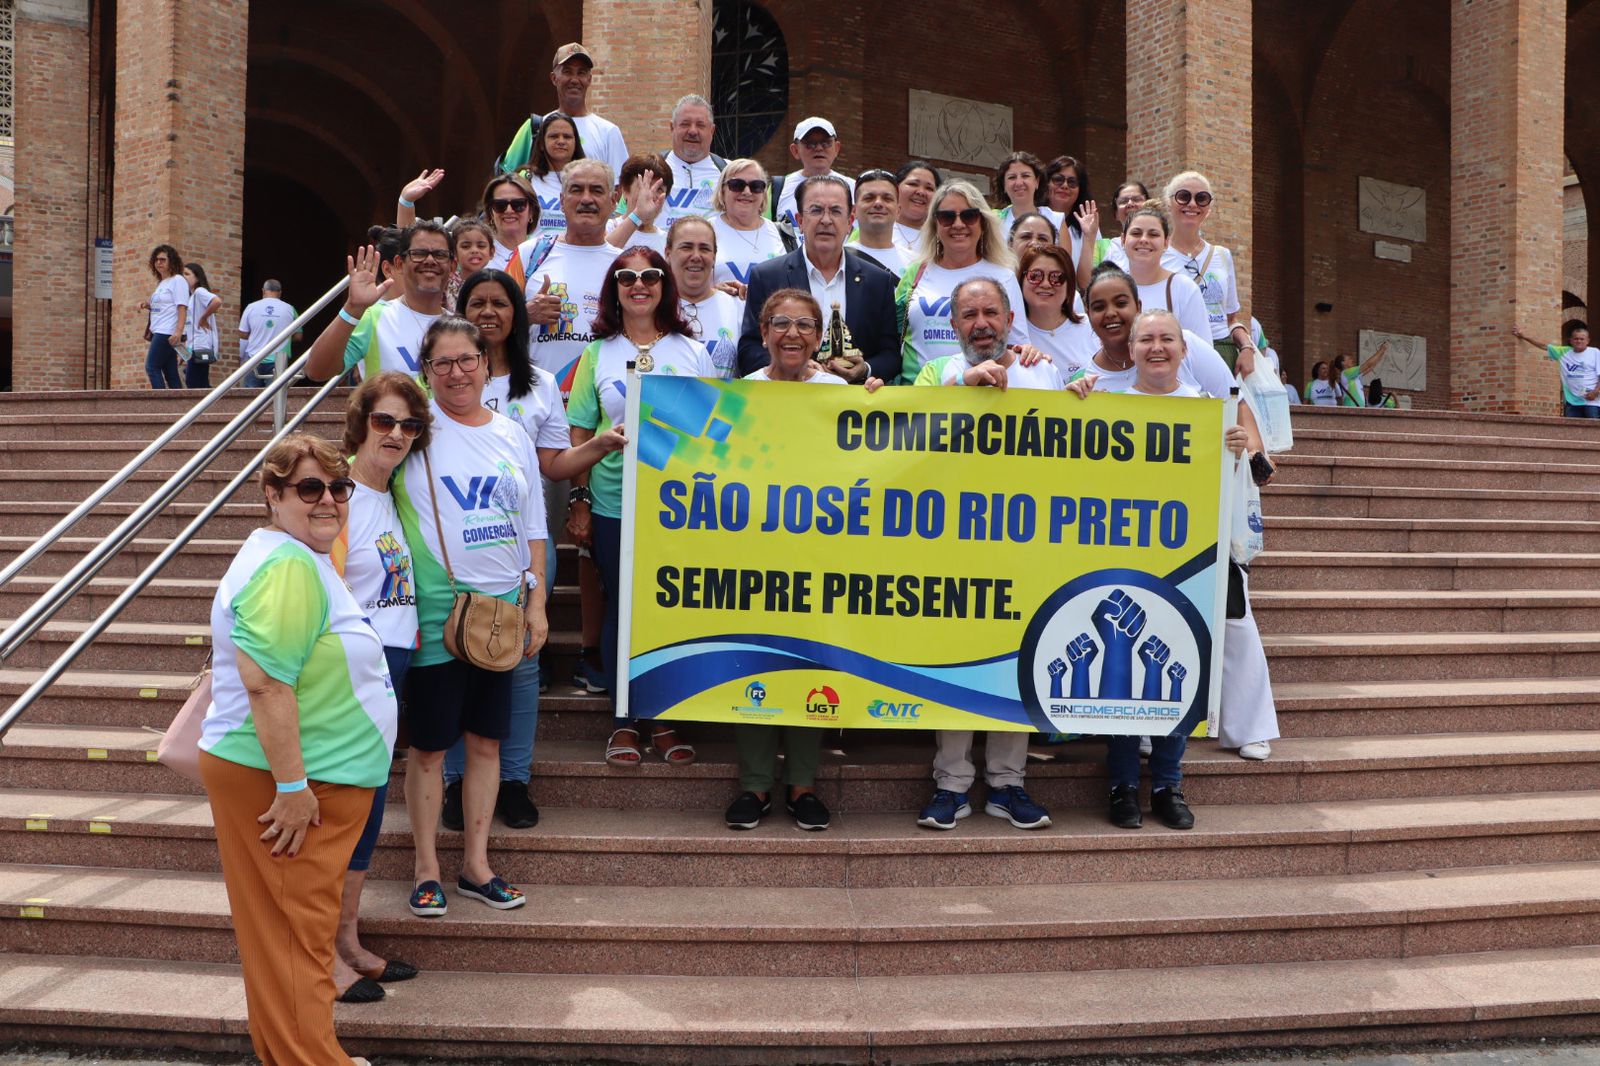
[
  {"x1": 491, "y1": 197, "x2": 530, "y2": 213},
  {"x1": 369, "y1": 412, "x2": 426, "y2": 439},
  {"x1": 934, "y1": 207, "x2": 982, "y2": 226},
  {"x1": 1171, "y1": 189, "x2": 1214, "y2": 206},
  {"x1": 287, "y1": 477, "x2": 355, "y2": 504},
  {"x1": 724, "y1": 178, "x2": 767, "y2": 194}
]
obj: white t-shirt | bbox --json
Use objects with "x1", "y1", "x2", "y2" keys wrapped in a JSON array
[
  {"x1": 392, "y1": 403, "x2": 548, "y2": 667},
  {"x1": 530, "y1": 172, "x2": 567, "y2": 239},
  {"x1": 1077, "y1": 329, "x2": 1231, "y2": 398},
  {"x1": 528, "y1": 239, "x2": 617, "y2": 391},
  {"x1": 743, "y1": 366, "x2": 848, "y2": 384},
  {"x1": 661, "y1": 151, "x2": 722, "y2": 226},
  {"x1": 1308, "y1": 379, "x2": 1339, "y2": 405},
  {"x1": 238, "y1": 297, "x2": 298, "y2": 363},
  {"x1": 203, "y1": 529, "x2": 397, "y2": 788},
  {"x1": 489, "y1": 236, "x2": 549, "y2": 278},
  {"x1": 1554, "y1": 346, "x2": 1600, "y2": 406},
  {"x1": 186, "y1": 287, "x2": 219, "y2": 352},
  {"x1": 847, "y1": 238, "x2": 913, "y2": 280},
  {"x1": 933, "y1": 354, "x2": 1064, "y2": 390},
  {"x1": 342, "y1": 299, "x2": 441, "y2": 379},
  {"x1": 1135, "y1": 273, "x2": 1213, "y2": 347},
  {"x1": 482, "y1": 364, "x2": 571, "y2": 451},
  {"x1": 572, "y1": 112, "x2": 629, "y2": 177},
  {"x1": 711, "y1": 214, "x2": 786, "y2": 288},
  {"x1": 774, "y1": 170, "x2": 856, "y2": 231},
  {"x1": 894, "y1": 222, "x2": 924, "y2": 253},
  {"x1": 149, "y1": 276, "x2": 188, "y2": 335},
  {"x1": 1125, "y1": 382, "x2": 1203, "y2": 398},
  {"x1": 898, "y1": 260, "x2": 1030, "y2": 383},
  {"x1": 605, "y1": 217, "x2": 667, "y2": 255},
  {"x1": 1163, "y1": 242, "x2": 1241, "y2": 342},
  {"x1": 335, "y1": 483, "x2": 419, "y2": 650},
  {"x1": 1025, "y1": 315, "x2": 1099, "y2": 380},
  {"x1": 681, "y1": 291, "x2": 744, "y2": 379}
]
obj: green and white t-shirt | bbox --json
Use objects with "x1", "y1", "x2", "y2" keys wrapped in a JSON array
[
  {"x1": 528, "y1": 239, "x2": 618, "y2": 394},
  {"x1": 744, "y1": 366, "x2": 847, "y2": 384},
  {"x1": 238, "y1": 297, "x2": 299, "y2": 365},
  {"x1": 483, "y1": 365, "x2": 571, "y2": 451},
  {"x1": 567, "y1": 334, "x2": 716, "y2": 518},
  {"x1": 332, "y1": 484, "x2": 419, "y2": 651},
  {"x1": 392, "y1": 403, "x2": 547, "y2": 667},
  {"x1": 681, "y1": 291, "x2": 743, "y2": 379},
  {"x1": 711, "y1": 214, "x2": 786, "y2": 289},
  {"x1": 202, "y1": 530, "x2": 397, "y2": 788},
  {"x1": 1547, "y1": 344, "x2": 1600, "y2": 407},
  {"x1": 661, "y1": 152, "x2": 722, "y2": 227},
  {"x1": 530, "y1": 172, "x2": 567, "y2": 239},
  {"x1": 1338, "y1": 365, "x2": 1367, "y2": 407},
  {"x1": 342, "y1": 300, "x2": 441, "y2": 380},
  {"x1": 895, "y1": 260, "x2": 1030, "y2": 383},
  {"x1": 914, "y1": 354, "x2": 1063, "y2": 390}
]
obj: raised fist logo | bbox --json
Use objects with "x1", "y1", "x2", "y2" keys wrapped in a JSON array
[
  {"x1": 1167, "y1": 661, "x2": 1187, "y2": 702},
  {"x1": 1138, "y1": 636, "x2": 1170, "y2": 701},
  {"x1": 1047, "y1": 657, "x2": 1068, "y2": 699},
  {"x1": 1065, "y1": 633, "x2": 1097, "y2": 699},
  {"x1": 1092, "y1": 589, "x2": 1147, "y2": 700}
]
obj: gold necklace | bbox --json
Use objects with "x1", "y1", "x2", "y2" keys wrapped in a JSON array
[{"x1": 630, "y1": 329, "x2": 666, "y2": 372}]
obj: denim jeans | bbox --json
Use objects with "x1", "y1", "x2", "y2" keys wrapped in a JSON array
[
  {"x1": 145, "y1": 333, "x2": 180, "y2": 388},
  {"x1": 243, "y1": 360, "x2": 276, "y2": 388},
  {"x1": 1105, "y1": 732, "x2": 1188, "y2": 791},
  {"x1": 591, "y1": 513, "x2": 622, "y2": 697},
  {"x1": 1563, "y1": 402, "x2": 1600, "y2": 419},
  {"x1": 443, "y1": 652, "x2": 540, "y2": 785},
  {"x1": 183, "y1": 356, "x2": 212, "y2": 389}
]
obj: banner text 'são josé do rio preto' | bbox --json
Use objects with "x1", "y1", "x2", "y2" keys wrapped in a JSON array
[{"x1": 616, "y1": 375, "x2": 1233, "y2": 736}]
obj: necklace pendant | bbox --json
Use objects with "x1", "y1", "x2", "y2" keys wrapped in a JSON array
[{"x1": 636, "y1": 350, "x2": 656, "y2": 373}]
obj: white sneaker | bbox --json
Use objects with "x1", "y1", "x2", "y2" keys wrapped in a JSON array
[{"x1": 1239, "y1": 741, "x2": 1271, "y2": 761}]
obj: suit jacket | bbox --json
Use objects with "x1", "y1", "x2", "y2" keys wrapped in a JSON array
[{"x1": 736, "y1": 247, "x2": 900, "y2": 382}]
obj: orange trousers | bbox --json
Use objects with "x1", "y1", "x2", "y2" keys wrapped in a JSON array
[{"x1": 200, "y1": 751, "x2": 373, "y2": 1066}]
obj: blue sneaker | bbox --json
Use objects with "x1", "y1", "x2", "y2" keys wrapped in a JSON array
[
  {"x1": 985, "y1": 785, "x2": 1052, "y2": 829},
  {"x1": 916, "y1": 789, "x2": 972, "y2": 830}
]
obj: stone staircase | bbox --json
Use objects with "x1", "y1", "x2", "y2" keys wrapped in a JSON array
[{"x1": 1, "y1": 391, "x2": 1599, "y2": 1064}]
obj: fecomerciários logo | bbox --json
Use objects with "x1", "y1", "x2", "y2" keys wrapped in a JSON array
[{"x1": 732, "y1": 680, "x2": 781, "y2": 720}]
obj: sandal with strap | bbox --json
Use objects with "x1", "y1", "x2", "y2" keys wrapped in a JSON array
[
  {"x1": 650, "y1": 726, "x2": 696, "y2": 766},
  {"x1": 605, "y1": 727, "x2": 642, "y2": 767}
]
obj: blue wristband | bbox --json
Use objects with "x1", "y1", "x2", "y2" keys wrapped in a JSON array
[
  {"x1": 275, "y1": 778, "x2": 308, "y2": 794},
  {"x1": 627, "y1": 211, "x2": 644, "y2": 227},
  {"x1": 398, "y1": 196, "x2": 416, "y2": 208},
  {"x1": 338, "y1": 308, "x2": 361, "y2": 326}
]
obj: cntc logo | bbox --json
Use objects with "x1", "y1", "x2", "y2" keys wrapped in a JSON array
[
  {"x1": 805, "y1": 685, "x2": 841, "y2": 717},
  {"x1": 744, "y1": 681, "x2": 767, "y2": 707},
  {"x1": 867, "y1": 699, "x2": 923, "y2": 722}
]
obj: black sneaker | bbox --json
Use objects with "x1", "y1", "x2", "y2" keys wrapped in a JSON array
[
  {"x1": 724, "y1": 791, "x2": 771, "y2": 830},
  {"x1": 496, "y1": 780, "x2": 540, "y2": 829},
  {"x1": 1108, "y1": 784, "x2": 1142, "y2": 829},
  {"x1": 441, "y1": 780, "x2": 464, "y2": 832},
  {"x1": 787, "y1": 790, "x2": 831, "y2": 831},
  {"x1": 1151, "y1": 787, "x2": 1195, "y2": 830}
]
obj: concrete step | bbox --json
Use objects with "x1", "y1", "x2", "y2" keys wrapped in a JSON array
[
  {"x1": 1281, "y1": 403, "x2": 1600, "y2": 442},
  {"x1": 3, "y1": 786, "x2": 1597, "y2": 887},
  {"x1": 1261, "y1": 630, "x2": 1600, "y2": 684},
  {"x1": 0, "y1": 536, "x2": 242, "y2": 582},
  {"x1": 0, "y1": 439, "x2": 274, "y2": 474},
  {"x1": 1252, "y1": 588, "x2": 1600, "y2": 633},
  {"x1": 0, "y1": 386, "x2": 351, "y2": 417},
  {"x1": 1274, "y1": 452, "x2": 1600, "y2": 493},
  {"x1": 5, "y1": 944, "x2": 1600, "y2": 1061},
  {"x1": 0, "y1": 467, "x2": 247, "y2": 506},
  {"x1": 1264, "y1": 516, "x2": 1600, "y2": 555},
  {"x1": 1263, "y1": 483, "x2": 1600, "y2": 521},
  {"x1": 0, "y1": 500, "x2": 265, "y2": 540},
  {"x1": 1289, "y1": 425, "x2": 1600, "y2": 465},
  {"x1": 1248, "y1": 550, "x2": 1600, "y2": 591},
  {"x1": 4, "y1": 861, "x2": 1598, "y2": 979},
  {"x1": 1273, "y1": 677, "x2": 1600, "y2": 737},
  {"x1": 0, "y1": 409, "x2": 343, "y2": 443}
]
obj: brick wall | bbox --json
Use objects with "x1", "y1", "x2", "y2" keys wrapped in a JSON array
[{"x1": 581, "y1": 0, "x2": 712, "y2": 164}]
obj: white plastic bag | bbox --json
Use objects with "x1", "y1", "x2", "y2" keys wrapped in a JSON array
[
  {"x1": 1229, "y1": 455, "x2": 1264, "y2": 564},
  {"x1": 1238, "y1": 362, "x2": 1294, "y2": 454}
]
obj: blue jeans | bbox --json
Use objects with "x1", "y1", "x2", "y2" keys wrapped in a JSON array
[
  {"x1": 348, "y1": 646, "x2": 413, "y2": 872},
  {"x1": 145, "y1": 333, "x2": 180, "y2": 388},
  {"x1": 243, "y1": 360, "x2": 276, "y2": 388},
  {"x1": 591, "y1": 513, "x2": 623, "y2": 699},
  {"x1": 1105, "y1": 732, "x2": 1188, "y2": 791},
  {"x1": 1563, "y1": 402, "x2": 1600, "y2": 419},
  {"x1": 444, "y1": 652, "x2": 540, "y2": 785},
  {"x1": 183, "y1": 356, "x2": 212, "y2": 389}
]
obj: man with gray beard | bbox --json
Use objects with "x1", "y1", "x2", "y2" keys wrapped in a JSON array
[{"x1": 912, "y1": 277, "x2": 1064, "y2": 389}]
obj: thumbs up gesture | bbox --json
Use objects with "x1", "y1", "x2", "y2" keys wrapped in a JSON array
[{"x1": 527, "y1": 274, "x2": 562, "y2": 326}]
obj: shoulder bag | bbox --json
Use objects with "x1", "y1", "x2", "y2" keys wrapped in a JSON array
[{"x1": 421, "y1": 448, "x2": 525, "y2": 671}]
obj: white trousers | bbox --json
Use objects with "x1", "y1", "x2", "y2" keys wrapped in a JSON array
[{"x1": 1216, "y1": 568, "x2": 1280, "y2": 748}]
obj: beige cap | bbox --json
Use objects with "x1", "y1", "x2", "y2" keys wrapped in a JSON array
[{"x1": 552, "y1": 42, "x2": 595, "y2": 69}]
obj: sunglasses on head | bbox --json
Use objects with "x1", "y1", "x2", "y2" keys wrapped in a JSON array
[
  {"x1": 368, "y1": 412, "x2": 426, "y2": 439},
  {"x1": 491, "y1": 197, "x2": 530, "y2": 213},
  {"x1": 1171, "y1": 189, "x2": 1214, "y2": 206},
  {"x1": 614, "y1": 267, "x2": 665, "y2": 286},
  {"x1": 286, "y1": 477, "x2": 355, "y2": 504},
  {"x1": 934, "y1": 207, "x2": 982, "y2": 226},
  {"x1": 724, "y1": 177, "x2": 767, "y2": 194}
]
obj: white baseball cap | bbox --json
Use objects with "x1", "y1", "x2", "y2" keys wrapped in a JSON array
[{"x1": 792, "y1": 117, "x2": 837, "y2": 141}]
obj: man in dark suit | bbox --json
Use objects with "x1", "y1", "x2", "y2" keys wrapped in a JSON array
[{"x1": 736, "y1": 175, "x2": 900, "y2": 383}]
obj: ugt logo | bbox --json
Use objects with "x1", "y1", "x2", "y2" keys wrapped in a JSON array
[{"x1": 805, "y1": 685, "x2": 841, "y2": 718}]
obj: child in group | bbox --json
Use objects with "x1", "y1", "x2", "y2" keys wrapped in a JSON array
[{"x1": 1511, "y1": 320, "x2": 1598, "y2": 419}]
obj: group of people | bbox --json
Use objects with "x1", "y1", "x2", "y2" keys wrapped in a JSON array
[
  {"x1": 141, "y1": 248, "x2": 302, "y2": 390},
  {"x1": 189, "y1": 40, "x2": 1292, "y2": 1066}
]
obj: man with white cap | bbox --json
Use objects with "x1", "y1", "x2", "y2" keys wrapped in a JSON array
[
  {"x1": 771, "y1": 117, "x2": 855, "y2": 233},
  {"x1": 496, "y1": 43, "x2": 630, "y2": 178}
]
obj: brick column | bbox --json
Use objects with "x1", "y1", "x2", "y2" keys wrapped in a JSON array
[
  {"x1": 14, "y1": 0, "x2": 93, "y2": 390},
  {"x1": 581, "y1": 0, "x2": 711, "y2": 162},
  {"x1": 1450, "y1": 0, "x2": 1567, "y2": 413},
  {"x1": 1124, "y1": 0, "x2": 1253, "y2": 314},
  {"x1": 110, "y1": 0, "x2": 248, "y2": 389}
]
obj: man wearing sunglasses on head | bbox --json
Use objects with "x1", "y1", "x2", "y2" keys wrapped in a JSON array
[
  {"x1": 735, "y1": 174, "x2": 899, "y2": 385},
  {"x1": 306, "y1": 220, "x2": 453, "y2": 383}
]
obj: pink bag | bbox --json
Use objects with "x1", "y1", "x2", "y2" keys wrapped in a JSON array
[{"x1": 157, "y1": 667, "x2": 212, "y2": 784}]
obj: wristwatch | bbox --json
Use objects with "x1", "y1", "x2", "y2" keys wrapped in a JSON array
[{"x1": 568, "y1": 485, "x2": 593, "y2": 507}]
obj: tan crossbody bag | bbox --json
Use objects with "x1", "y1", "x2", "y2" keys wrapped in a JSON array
[{"x1": 421, "y1": 448, "x2": 525, "y2": 672}]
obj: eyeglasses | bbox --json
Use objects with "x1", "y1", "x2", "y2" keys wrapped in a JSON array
[
  {"x1": 803, "y1": 204, "x2": 849, "y2": 219},
  {"x1": 768, "y1": 315, "x2": 819, "y2": 336},
  {"x1": 1024, "y1": 269, "x2": 1068, "y2": 286},
  {"x1": 287, "y1": 477, "x2": 356, "y2": 504},
  {"x1": 368, "y1": 412, "x2": 426, "y2": 438},
  {"x1": 405, "y1": 248, "x2": 453, "y2": 263},
  {"x1": 934, "y1": 207, "x2": 982, "y2": 226},
  {"x1": 426, "y1": 352, "x2": 482, "y2": 374},
  {"x1": 1115, "y1": 195, "x2": 1145, "y2": 207},
  {"x1": 1049, "y1": 174, "x2": 1080, "y2": 188},
  {"x1": 724, "y1": 178, "x2": 767, "y2": 194},
  {"x1": 491, "y1": 197, "x2": 530, "y2": 213},
  {"x1": 1171, "y1": 189, "x2": 1214, "y2": 206},
  {"x1": 614, "y1": 267, "x2": 665, "y2": 287}
]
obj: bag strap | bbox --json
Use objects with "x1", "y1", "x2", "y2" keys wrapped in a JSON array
[
  {"x1": 1164, "y1": 272, "x2": 1174, "y2": 313},
  {"x1": 1196, "y1": 242, "x2": 1215, "y2": 282},
  {"x1": 420, "y1": 448, "x2": 459, "y2": 596}
]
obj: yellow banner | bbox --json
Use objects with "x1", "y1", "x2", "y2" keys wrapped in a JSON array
[{"x1": 618, "y1": 377, "x2": 1230, "y2": 735}]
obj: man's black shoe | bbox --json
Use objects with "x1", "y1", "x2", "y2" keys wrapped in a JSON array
[
  {"x1": 725, "y1": 791, "x2": 772, "y2": 830},
  {"x1": 787, "y1": 790, "x2": 831, "y2": 831},
  {"x1": 497, "y1": 780, "x2": 540, "y2": 829},
  {"x1": 1108, "y1": 784, "x2": 1142, "y2": 829},
  {"x1": 441, "y1": 780, "x2": 464, "y2": 832},
  {"x1": 1151, "y1": 787, "x2": 1195, "y2": 830}
]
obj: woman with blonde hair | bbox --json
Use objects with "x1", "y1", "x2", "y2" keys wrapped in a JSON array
[
  {"x1": 710, "y1": 157, "x2": 791, "y2": 292},
  {"x1": 1162, "y1": 170, "x2": 1256, "y2": 373}
]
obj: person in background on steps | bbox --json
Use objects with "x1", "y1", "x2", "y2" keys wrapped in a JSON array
[
  {"x1": 1007, "y1": 211, "x2": 1058, "y2": 260},
  {"x1": 237, "y1": 279, "x2": 302, "y2": 388},
  {"x1": 1328, "y1": 341, "x2": 1391, "y2": 408},
  {"x1": 138, "y1": 244, "x2": 187, "y2": 389},
  {"x1": 1512, "y1": 320, "x2": 1599, "y2": 418},
  {"x1": 328, "y1": 372, "x2": 432, "y2": 1004},
  {"x1": 199, "y1": 432, "x2": 395, "y2": 1066},
  {"x1": 181, "y1": 262, "x2": 221, "y2": 390}
]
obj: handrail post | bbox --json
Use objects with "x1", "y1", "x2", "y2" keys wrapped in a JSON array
[{"x1": 273, "y1": 378, "x2": 289, "y2": 433}]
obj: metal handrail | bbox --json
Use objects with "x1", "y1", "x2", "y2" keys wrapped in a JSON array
[
  {"x1": 0, "y1": 370, "x2": 351, "y2": 738},
  {"x1": 0, "y1": 274, "x2": 349, "y2": 592}
]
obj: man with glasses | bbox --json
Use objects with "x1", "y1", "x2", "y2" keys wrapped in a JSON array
[
  {"x1": 305, "y1": 221, "x2": 452, "y2": 382},
  {"x1": 845, "y1": 170, "x2": 912, "y2": 279},
  {"x1": 735, "y1": 175, "x2": 898, "y2": 384},
  {"x1": 770, "y1": 117, "x2": 855, "y2": 233}
]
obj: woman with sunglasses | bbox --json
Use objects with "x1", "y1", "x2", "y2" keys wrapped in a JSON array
[
  {"x1": 992, "y1": 152, "x2": 1047, "y2": 239},
  {"x1": 479, "y1": 172, "x2": 546, "y2": 290},
  {"x1": 568, "y1": 248, "x2": 715, "y2": 768},
  {"x1": 1163, "y1": 171, "x2": 1255, "y2": 374},
  {"x1": 325, "y1": 372, "x2": 432, "y2": 1003},
  {"x1": 894, "y1": 161, "x2": 942, "y2": 250},
  {"x1": 138, "y1": 244, "x2": 188, "y2": 388},
  {"x1": 1018, "y1": 244, "x2": 1096, "y2": 379},
  {"x1": 711, "y1": 158, "x2": 788, "y2": 294},
  {"x1": 199, "y1": 432, "x2": 396, "y2": 1066},
  {"x1": 529, "y1": 112, "x2": 584, "y2": 240},
  {"x1": 1042, "y1": 156, "x2": 1091, "y2": 268},
  {"x1": 392, "y1": 316, "x2": 549, "y2": 918},
  {"x1": 896, "y1": 180, "x2": 1028, "y2": 384}
]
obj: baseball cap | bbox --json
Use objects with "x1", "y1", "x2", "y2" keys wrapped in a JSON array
[
  {"x1": 793, "y1": 117, "x2": 836, "y2": 141},
  {"x1": 552, "y1": 43, "x2": 595, "y2": 68}
]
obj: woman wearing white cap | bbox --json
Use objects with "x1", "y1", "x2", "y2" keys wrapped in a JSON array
[{"x1": 771, "y1": 117, "x2": 856, "y2": 232}]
